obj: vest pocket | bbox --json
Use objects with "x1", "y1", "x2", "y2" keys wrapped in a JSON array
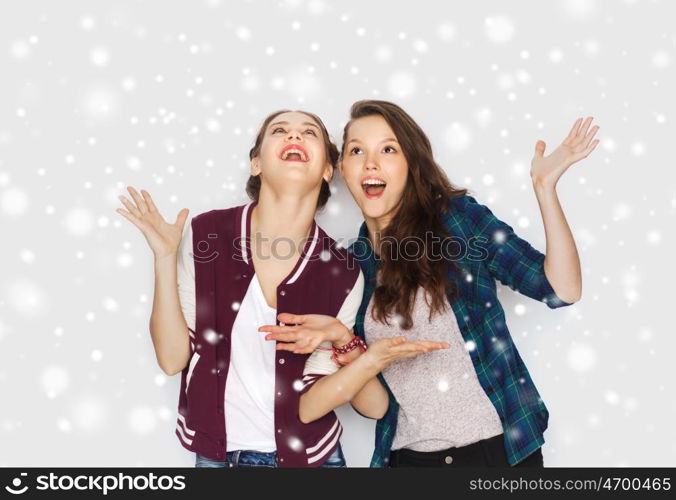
[{"x1": 186, "y1": 352, "x2": 201, "y2": 393}]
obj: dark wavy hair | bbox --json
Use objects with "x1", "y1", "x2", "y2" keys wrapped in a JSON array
[
  {"x1": 247, "y1": 110, "x2": 339, "y2": 211},
  {"x1": 342, "y1": 100, "x2": 468, "y2": 329}
]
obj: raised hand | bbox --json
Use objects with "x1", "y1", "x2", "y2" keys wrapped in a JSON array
[
  {"x1": 115, "y1": 186, "x2": 189, "y2": 260},
  {"x1": 530, "y1": 116, "x2": 600, "y2": 189}
]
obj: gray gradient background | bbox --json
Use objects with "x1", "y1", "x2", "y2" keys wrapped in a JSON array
[{"x1": 1, "y1": 0, "x2": 674, "y2": 467}]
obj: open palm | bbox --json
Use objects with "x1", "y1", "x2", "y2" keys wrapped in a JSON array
[
  {"x1": 116, "y1": 186, "x2": 189, "y2": 259},
  {"x1": 530, "y1": 116, "x2": 600, "y2": 188}
]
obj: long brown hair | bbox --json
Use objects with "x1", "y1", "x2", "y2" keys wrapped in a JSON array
[
  {"x1": 342, "y1": 100, "x2": 468, "y2": 329},
  {"x1": 247, "y1": 109, "x2": 339, "y2": 210}
]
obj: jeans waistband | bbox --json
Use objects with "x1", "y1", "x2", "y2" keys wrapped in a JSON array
[
  {"x1": 226, "y1": 449, "x2": 277, "y2": 467},
  {"x1": 390, "y1": 434, "x2": 504, "y2": 466}
]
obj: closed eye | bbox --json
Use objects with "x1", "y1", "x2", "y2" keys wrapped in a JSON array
[
  {"x1": 272, "y1": 127, "x2": 286, "y2": 134},
  {"x1": 304, "y1": 129, "x2": 317, "y2": 136}
]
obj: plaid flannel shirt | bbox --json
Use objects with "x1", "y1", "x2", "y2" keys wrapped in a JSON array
[{"x1": 348, "y1": 194, "x2": 573, "y2": 467}]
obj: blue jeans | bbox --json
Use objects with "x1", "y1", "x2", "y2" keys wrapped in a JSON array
[{"x1": 195, "y1": 443, "x2": 346, "y2": 468}]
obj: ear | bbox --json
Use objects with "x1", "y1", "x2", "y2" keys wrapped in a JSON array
[
  {"x1": 250, "y1": 158, "x2": 261, "y2": 176},
  {"x1": 322, "y1": 162, "x2": 334, "y2": 183}
]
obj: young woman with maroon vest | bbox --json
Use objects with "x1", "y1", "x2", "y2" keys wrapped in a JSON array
[{"x1": 116, "y1": 109, "x2": 447, "y2": 468}]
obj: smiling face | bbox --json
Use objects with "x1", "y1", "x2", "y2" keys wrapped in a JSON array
[
  {"x1": 251, "y1": 111, "x2": 333, "y2": 200},
  {"x1": 340, "y1": 114, "x2": 409, "y2": 228}
]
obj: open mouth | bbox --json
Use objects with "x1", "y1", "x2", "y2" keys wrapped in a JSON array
[
  {"x1": 279, "y1": 145, "x2": 310, "y2": 162},
  {"x1": 362, "y1": 178, "x2": 387, "y2": 199}
]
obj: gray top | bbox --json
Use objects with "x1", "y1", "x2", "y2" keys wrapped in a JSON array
[{"x1": 364, "y1": 285, "x2": 504, "y2": 451}]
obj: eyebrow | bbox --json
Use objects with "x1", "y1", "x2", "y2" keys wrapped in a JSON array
[
  {"x1": 269, "y1": 121, "x2": 320, "y2": 130},
  {"x1": 346, "y1": 137, "x2": 399, "y2": 145}
]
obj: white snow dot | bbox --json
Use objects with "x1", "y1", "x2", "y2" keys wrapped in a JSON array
[
  {"x1": 475, "y1": 107, "x2": 493, "y2": 128},
  {"x1": 413, "y1": 39, "x2": 428, "y2": 53},
  {"x1": 482, "y1": 174, "x2": 494, "y2": 186},
  {"x1": 82, "y1": 86, "x2": 119, "y2": 119},
  {"x1": 514, "y1": 304, "x2": 526, "y2": 316},
  {"x1": 57, "y1": 418, "x2": 72, "y2": 433},
  {"x1": 41, "y1": 366, "x2": 70, "y2": 398},
  {"x1": 154, "y1": 374, "x2": 166, "y2": 386},
  {"x1": 117, "y1": 253, "x2": 133, "y2": 267},
  {"x1": 374, "y1": 45, "x2": 392, "y2": 63},
  {"x1": 630, "y1": 142, "x2": 645, "y2": 156},
  {"x1": 549, "y1": 48, "x2": 564, "y2": 63},
  {"x1": 437, "y1": 23, "x2": 456, "y2": 42},
  {"x1": 517, "y1": 216, "x2": 530, "y2": 228},
  {"x1": 288, "y1": 436, "x2": 303, "y2": 451},
  {"x1": 80, "y1": 16, "x2": 96, "y2": 31},
  {"x1": 102, "y1": 297, "x2": 118, "y2": 312},
  {"x1": 567, "y1": 343, "x2": 596, "y2": 372},
  {"x1": 444, "y1": 122, "x2": 472, "y2": 152},
  {"x1": 203, "y1": 328, "x2": 219, "y2": 344},
  {"x1": 127, "y1": 406, "x2": 157, "y2": 434},
  {"x1": 10, "y1": 39, "x2": 31, "y2": 59},
  {"x1": 387, "y1": 72, "x2": 417, "y2": 99},
  {"x1": 652, "y1": 50, "x2": 671, "y2": 69},
  {"x1": 484, "y1": 16, "x2": 515, "y2": 44},
  {"x1": 1, "y1": 187, "x2": 29, "y2": 215},
  {"x1": 604, "y1": 390, "x2": 619, "y2": 405},
  {"x1": 8, "y1": 280, "x2": 46, "y2": 315},
  {"x1": 19, "y1": 249, "x2": 35, "y2": 263},
  {"x1": 65, "y1": 208, "x2": 94, "y2": 236},
  {"x1": 437, "y1": 379, "x2": 449, "y2": 392},
  {"x1": 90, "y1": 46, "x2": 110, "y2": 67},
  {"x1": 563, "y1": 0, "x2": 598, "y2": 19},
  {"x1": 646, "y1": 230, "x2": 661, "y2": 245},
  {"x1": 73, "y1": 397, "x2": 107, "y2": 431},
  {"x1": 236, "y1": 26, "x2": 252, "y2": 41},
  {"x1": 293, "y1": 380, "x2": 305, "y2": 391},
  {"x1": 91, "y1": 349, "x2": 103, "y2": 362},
  {"x1": 465, "y1": 340, "x2": 477, "y2": 352},
  {"x1": 231, "y1": 302, "x2": 240, "y2": 311}
]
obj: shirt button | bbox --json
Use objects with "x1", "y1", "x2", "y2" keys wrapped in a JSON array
[
  {"x1": 444, "y1": 456, "x2": 453, "y2": 465},
  {"x1": 278, "y1": 358, "x2": 285, "y2": 365},
  {"x1": 277, "y1": 428, "x2": 282, "y2": 433},
  {"x1": 277, "y1": 391, "x2": 282, "y2": 397},
  {"x1": 279, "y1": 290, "x2": 286, "y2": 296},
  {"x1": 279, "y1": 458, "x2": 284, "y2": 463},
  {"x1": 217, "y1": 369, "x2": 223, "y2": 376}
]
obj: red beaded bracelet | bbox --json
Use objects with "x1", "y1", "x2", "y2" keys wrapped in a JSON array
[{"x1": 331, "y1": 335, "x2": 367, "y2": 366}]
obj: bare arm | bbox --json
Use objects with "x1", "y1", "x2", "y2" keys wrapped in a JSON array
[
  {"x1": 299, "y1": 337, "x2": 449, "y2": 424},
  {"x1": 150, "y1": 254, "x2": 191, "y2": 375},
  {"x1": 534, "y1": 185, "x2": 582, "y2": 303},
  {"x1": 530, "y1": 116, "x2": 600, "y2": 303},
  {"x1": 116, "y1": 186, "x2": 191, "y2": 375}
]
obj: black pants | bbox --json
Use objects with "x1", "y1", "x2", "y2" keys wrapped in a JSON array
[{"x1": 389, "y1": 434, "x2": 543, "y2": 467}]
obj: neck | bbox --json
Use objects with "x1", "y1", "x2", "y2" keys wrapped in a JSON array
[
  {"x1": 252, "y1": 186, "x2": 317, "y2": 244},
  {"x1": 364, "y1": 212, "x2": 396, "y2": 256}
]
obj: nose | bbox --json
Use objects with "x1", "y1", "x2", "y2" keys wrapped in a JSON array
[
  {"x1": 364, "y1": 153, "x2": 379, "y2": 171},
  {"x1": 286, "y1": 128, "x2": 302, "y2": 141}
]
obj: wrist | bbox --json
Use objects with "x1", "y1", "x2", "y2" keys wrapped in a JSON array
[
  {"x1": 531, "y1": 176, "x2": 557, "y2": 193},
  {"x1": 361, "y1": 349, "x2": 385, "y2": 373},
  {"x1": 154, "y1": 251, "x2": 178, "y2": 264},
  {"x1": 331, "y1": 327, "x2": 354, "y2": 348}
]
